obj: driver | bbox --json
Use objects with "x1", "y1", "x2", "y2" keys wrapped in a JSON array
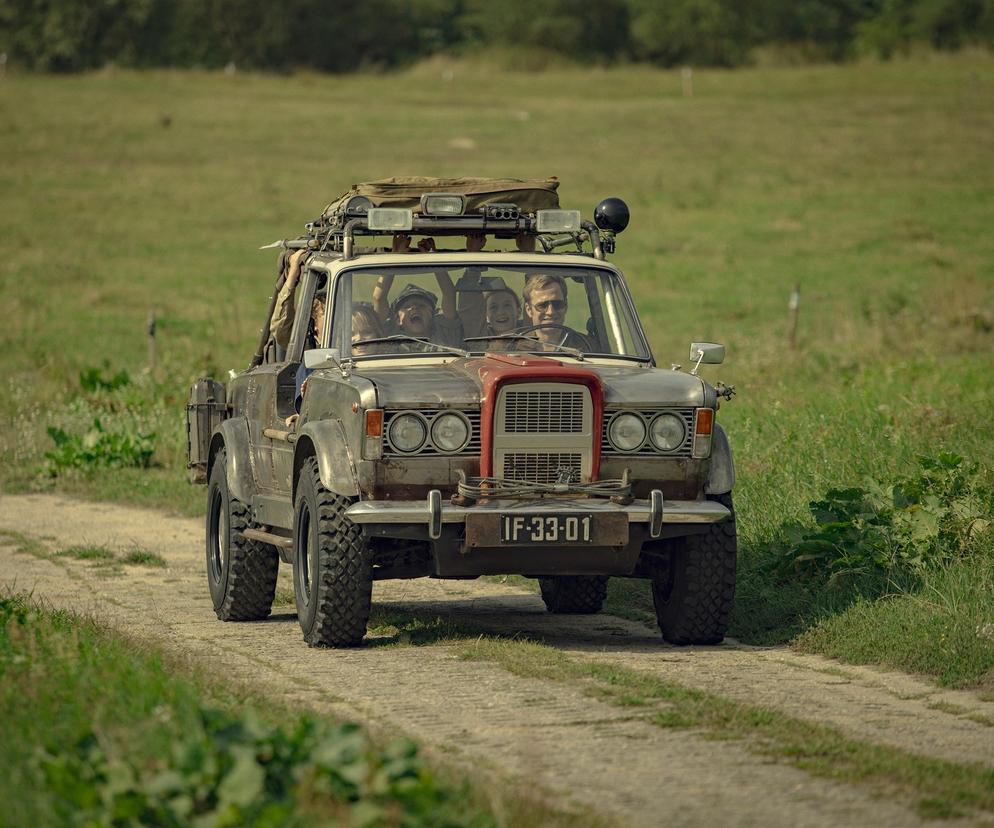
[{"x1": 521, "y1": 273, "x2": 590, "y2": 350}]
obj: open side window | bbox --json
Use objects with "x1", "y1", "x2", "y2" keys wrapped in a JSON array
[
  {"x1": 270, "y1": 270, "x2": 325, "y2": 419},
  {"x1": 285, "y1": 270, "x2": 326, "y2": 361}
]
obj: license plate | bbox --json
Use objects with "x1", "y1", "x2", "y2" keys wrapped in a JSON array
[{"x1": 500, "y1": 514, "x2": 593, "y2": 545}]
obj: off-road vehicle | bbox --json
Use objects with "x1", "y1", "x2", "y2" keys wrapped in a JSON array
[{"x1": 187, "y1": 177, "x2": 737, "y2": 647}]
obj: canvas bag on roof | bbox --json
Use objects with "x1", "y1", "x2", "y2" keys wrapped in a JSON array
[{"x1": 323, "y1": 176, "x2": 560, "y2": 217}]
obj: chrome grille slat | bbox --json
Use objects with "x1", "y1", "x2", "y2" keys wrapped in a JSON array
[
  {"x1": 502, "y1": 389, "x2": 585, "y2": 433},
  {"x1": 601, "y1": 408, "x2": 695, "y2": 457},
  {"x1": 502, "y1": 452, "x2": 582, "y2": 484},
  {"x1": 383, "y1": 409, "x2": 480, "y2": 456}
]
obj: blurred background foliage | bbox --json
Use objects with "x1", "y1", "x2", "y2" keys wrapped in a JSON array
[{"x1": 1, "y1": 0, "x2": 992, "y2": 73}]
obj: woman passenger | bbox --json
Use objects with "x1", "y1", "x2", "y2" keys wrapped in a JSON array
[{"x1": 351, "y1": 303, "x2": 385, "y2": 355}]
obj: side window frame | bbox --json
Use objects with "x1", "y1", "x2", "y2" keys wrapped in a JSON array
[
  {"x1": 285, "y1": 270, "x2": 319, "y2": 364},
  {"x1": 330, "y1": 270, "x2": 353, "y2": 356}
]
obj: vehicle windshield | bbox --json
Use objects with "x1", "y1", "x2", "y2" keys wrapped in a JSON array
[{"x1": 331, "y1": 263, "x2": 651, "y2": 361}]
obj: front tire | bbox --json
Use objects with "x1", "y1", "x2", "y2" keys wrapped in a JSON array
[
  {"x1": 206, "y1": 448, "x2": 279, "y2": 621},
  {"x1": 539, "y1": 576, "x2": 608, "y2": 614},
  {"x1": 293, "y1": 458, "x2": 372, "y2": 647},
  {"x1": 651, "y1": 493, "x2": 737, "y2": 645}
]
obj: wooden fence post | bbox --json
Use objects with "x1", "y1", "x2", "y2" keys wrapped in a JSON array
[
  {"x1": 147, "y1": 310, "x2": 157, "y2": 374},
  {"x1": 788, "y1": 283, "x2": 800, "y2": 349}
]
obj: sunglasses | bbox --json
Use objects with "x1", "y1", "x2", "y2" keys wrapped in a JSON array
[{"x1": 533, "y1": 300, "x2": 566, "y2": 313}]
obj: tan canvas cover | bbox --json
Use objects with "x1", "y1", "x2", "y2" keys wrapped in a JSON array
[{"x1": 323, "y1": 176, "x2": 560, "y2": 217}]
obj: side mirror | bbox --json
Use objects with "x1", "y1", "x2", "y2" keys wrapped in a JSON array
[
  {"x1": 689, "y1": 342, "x2": 725, "y2": 365},
  {"x1": 304, "y1": 348, "x2": 342, "y2": 370}
]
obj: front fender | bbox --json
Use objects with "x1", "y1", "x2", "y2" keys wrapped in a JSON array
[
  {"x1": 704, "y1": 423, "x2": 735, "y2": 495},
  {"x1": 209, "y1": 417, "x2": 255, "y2": 504},
  {"x1": 295, "y1": 419, "x2": 359, "y2": 499}
]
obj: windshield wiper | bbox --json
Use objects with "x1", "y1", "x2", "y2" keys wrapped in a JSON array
[
  {"x1": 462, "y1": 334, "x2": 584, "y2": 360},
  {"x1": 582, "y1": 353, "x2": 652, "y2": 363},
  {"x1": 352, "y1": 334, "x2": 469, "y2": 357}
]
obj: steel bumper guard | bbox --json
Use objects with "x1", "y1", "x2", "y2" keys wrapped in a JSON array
[{"x1": 345, "y1": 491, "x2": 730, "y2": 540}]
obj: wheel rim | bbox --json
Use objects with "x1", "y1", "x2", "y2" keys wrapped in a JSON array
[
  {"x1": 295, "y1": 501, "x2": 313, "y2": 609},
  {"x1": 209, "y1": 488, "x2": 226, "y2": 583}
]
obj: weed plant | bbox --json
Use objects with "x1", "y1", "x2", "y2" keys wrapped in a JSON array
[
  {"x1": 765, "y1": 453, "x2": 991, "y2": 589},
  {"x1": 0, "y1": 594, "x2": 491, "y2": 827}
]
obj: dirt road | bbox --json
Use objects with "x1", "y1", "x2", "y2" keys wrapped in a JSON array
[{"x1": 3, "y1": 493, "x2": 993, "y2": 827}]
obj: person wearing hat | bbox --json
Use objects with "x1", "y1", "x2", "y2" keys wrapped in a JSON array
[{"x1": 372, "y1": 264, "x2": 464, "y2": 349}]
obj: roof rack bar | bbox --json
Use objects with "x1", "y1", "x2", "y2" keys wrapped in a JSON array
[
  {"x1": 581, "y1": 221, "x2": 604, "y2": 260},
  {"x1": 343, "y1": 218, "x2": 362, "y2": 260},
  {"x1": 338, "y1": 216, "x2": 603, "y2": 261}
]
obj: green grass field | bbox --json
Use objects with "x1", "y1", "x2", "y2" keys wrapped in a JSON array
[{"x1": 1, "y1": 53, "x2": 992, "y2": 685}]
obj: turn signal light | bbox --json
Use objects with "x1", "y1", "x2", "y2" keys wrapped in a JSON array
[
  {"x1": 695, "y1": 408, "x2": 714, "y2": 436},
  {"x1": 692, "y1": 408, "x2": 714, "y2": 459},
  {"x1": 365, "y1": 409, "x2": 384, "y2": 438}
]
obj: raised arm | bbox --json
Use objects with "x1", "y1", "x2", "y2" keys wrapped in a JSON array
[
  {"x1": 372, "y1": 273, "x2": 395, "y2": 323},
  {"x1": 271, "y1": 249, "x2": 307, "y2": 348},
  {"x1": 455, "y1": 232, "x2": 486, "y2": 334},
  {"x1": 434, "y1": 270, "x2": 457, "y2": 320}
]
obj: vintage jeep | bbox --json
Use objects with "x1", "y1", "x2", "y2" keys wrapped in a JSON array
[{"x1": 186, "y1": 177, "x2": 737, "y2": 648}]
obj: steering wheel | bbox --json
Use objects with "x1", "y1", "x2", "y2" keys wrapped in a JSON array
[{"x1": 512, "y1": 323, "x2": 574, "y2": 349}]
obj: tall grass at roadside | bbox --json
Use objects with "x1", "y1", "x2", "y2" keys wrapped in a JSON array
[
  {"x1": 795, "y1": 555, "x2": 994, "y2": 689},
  {"x1": 0, "y1": 593, "x2": 493, "y2": 827}
]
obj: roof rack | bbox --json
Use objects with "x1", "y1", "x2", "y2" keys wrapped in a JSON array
[{"x1": 264, "y1": 181, "x2": 628, "y2": 262}]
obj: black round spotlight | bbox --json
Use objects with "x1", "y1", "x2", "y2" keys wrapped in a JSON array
[{"x1": 594, "y1": 197, "x2": 630, "y2": 233}]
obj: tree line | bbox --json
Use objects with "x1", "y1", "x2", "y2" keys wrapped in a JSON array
[{"x1": 1, "y1": 0, "x2": 992, "y2": 73}]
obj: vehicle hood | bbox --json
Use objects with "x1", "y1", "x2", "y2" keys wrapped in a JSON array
[{"x1": 356, "y1": 356, "x2": 705, "y2": 410}]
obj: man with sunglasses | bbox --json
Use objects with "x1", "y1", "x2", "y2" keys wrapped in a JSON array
[{"x1": 521, "y1": 272, "x2": 590, "y2": 351}]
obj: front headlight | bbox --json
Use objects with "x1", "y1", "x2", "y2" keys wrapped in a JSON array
[
  {"x1": 608, "y1": 412, "x2": 646, "y2": 452},
  {"x1": 431, "y1": 412, "x2": 470, "y2": 453},
  {"x1": 649, "y1": 413, "x2": 686, "y2": 452},
  {"x1": 388, "y1": 413, "x2": 427, "y2": 453}
]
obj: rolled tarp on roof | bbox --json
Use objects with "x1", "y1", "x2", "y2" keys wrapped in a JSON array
[{"x1": 323, "y1": 176, "x2": 560, "y2": 217}]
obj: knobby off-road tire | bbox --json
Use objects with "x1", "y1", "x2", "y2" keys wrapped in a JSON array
[
  {"x1": 651, "y1": 493, "x2": 736, "y2": 645},
  {"x1": 206, "y1": 448, "x2": 279, "y2": 621},
  {"x1": 293, "y1": 458, "x2": 372, "y2": 647},
  {"x1": 538, "y1": 575, "x2": 608, "y2": 614}
]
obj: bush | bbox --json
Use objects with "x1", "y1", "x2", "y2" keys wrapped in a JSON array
[
  {"x1": 627, "y1": 0, "x2": 755, "y2": 66},
  {"x1": 770, "y1": 453, "x2": 992, "y2": 590},
  {"x1": 35, "y1": 713, "x2": 483, "y2": 827},
  {"x1": 45, "y1": 418, "x2": 155, "y2": 473}
]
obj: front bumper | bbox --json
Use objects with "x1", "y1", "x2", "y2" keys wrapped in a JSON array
[{"x1": 345, "y1": 490, "x2": 730, "y2": 539}]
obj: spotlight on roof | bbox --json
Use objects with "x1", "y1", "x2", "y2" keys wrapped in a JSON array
[{"x1": 594, "y1": 197, "x2": 630, "y2": 234}]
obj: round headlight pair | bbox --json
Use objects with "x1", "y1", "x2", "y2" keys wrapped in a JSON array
[
  {"x1": 608, "y1": 412, "x2": 685, "y2": 452},
  {"x1": 388, "y1": 412, "x2": 470, "y2": 454}
]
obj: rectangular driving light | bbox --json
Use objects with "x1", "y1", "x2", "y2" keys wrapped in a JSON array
[
  {"x1": 367, "y1": 208, "x2": 413, "y2": 232},
  {"x1": 420, "y1": 193, "x2": 466, "y2": 216},
  {"x1": 536, "y1": 209, "x2": 581, "y2": 233}
]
